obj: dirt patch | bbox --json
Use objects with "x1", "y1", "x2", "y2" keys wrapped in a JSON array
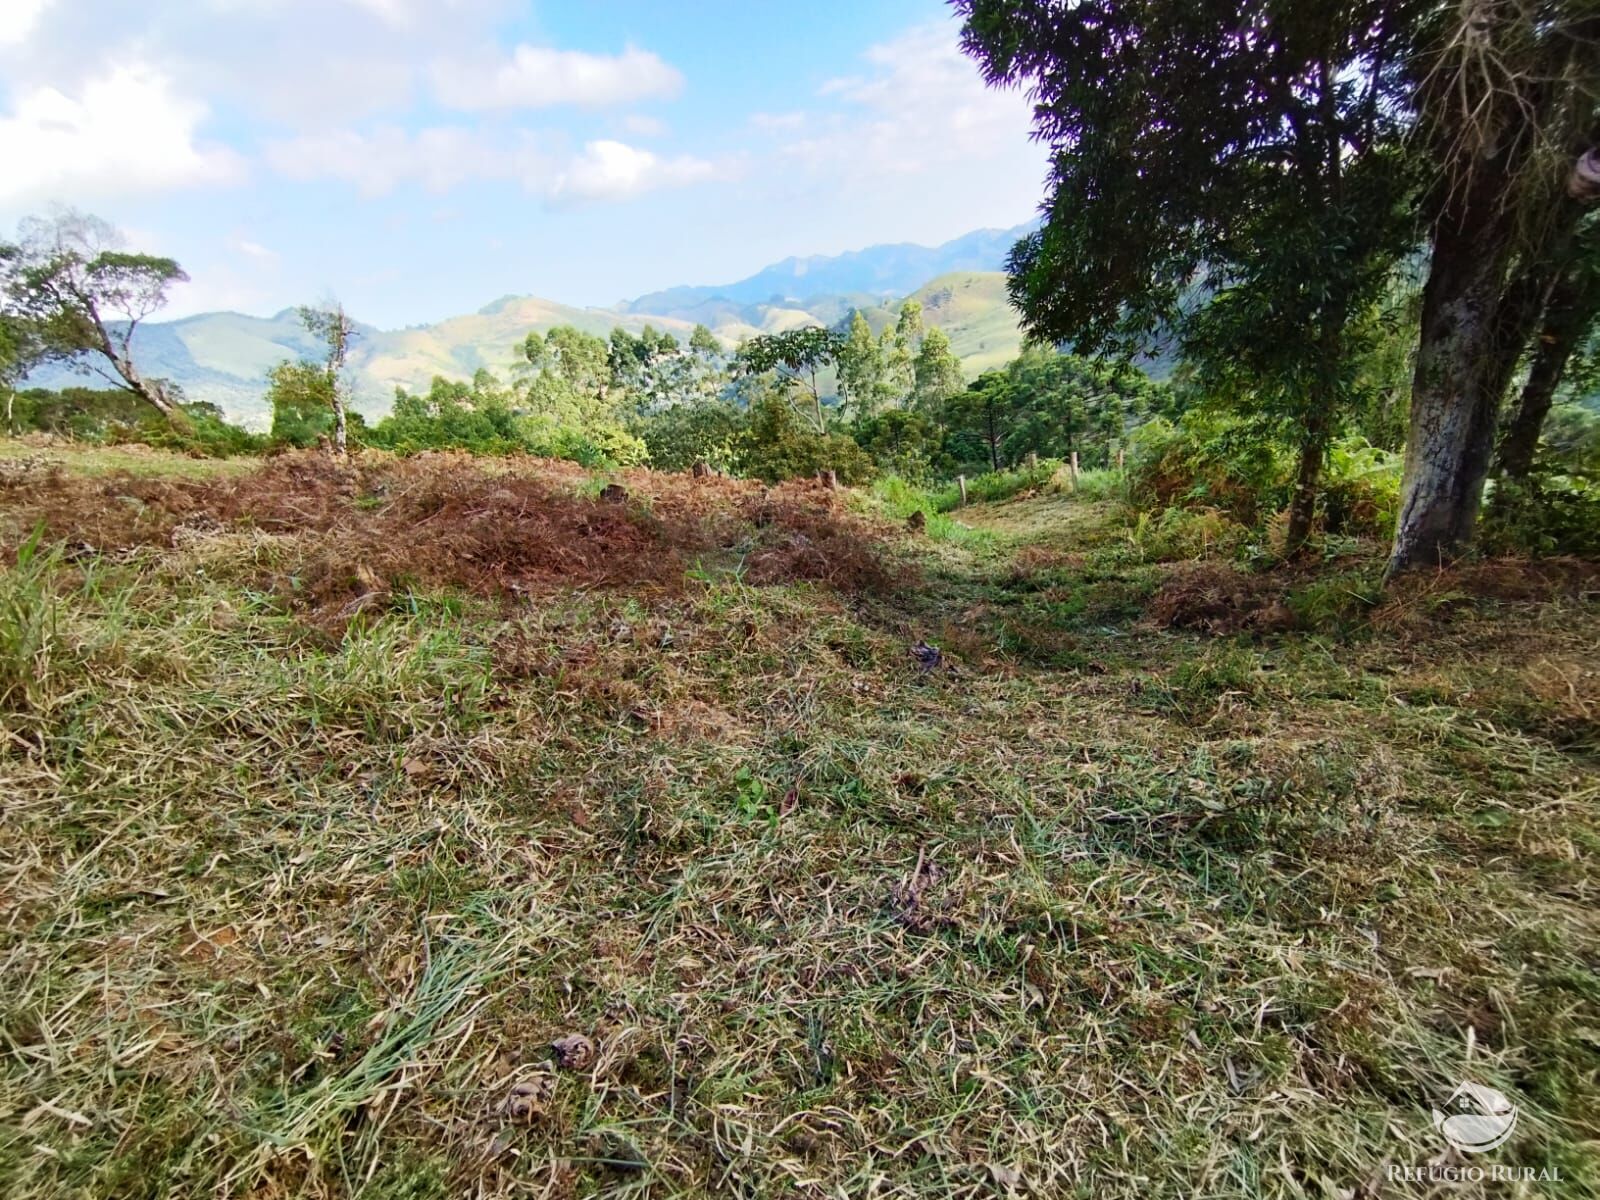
[{"x1": 0, "y1": 451, "x2": 909, "y2": 615}]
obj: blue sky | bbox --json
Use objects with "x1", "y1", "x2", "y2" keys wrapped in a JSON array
[{"x1": 0, "y1": 0, "x2": 1047, "y2": 327}]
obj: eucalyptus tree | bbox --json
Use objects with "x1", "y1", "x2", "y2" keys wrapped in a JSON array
[
  {"x1": 1497, "y1": 215, "x2": 1600, "y2": 478},
  {"x1": 609, "y1": 324, "x2": 686, "y2": 409},
  {"x1": 298, "y1": 302, "x2": 356, "y2": 454},
  {"x1": 911, "y1": 327, "x2": 965, "y2": 410},
  {"x1": 836, "y1": 310, "x2": 890, "y2": 419},
  {"x1": 0, "y1": 247, "x2": 43, "y2": 435},
  {"x1": 956, "y1": 0, "x2": 1424, "y2": 555}
]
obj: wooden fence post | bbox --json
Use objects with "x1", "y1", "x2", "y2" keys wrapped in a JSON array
[{"x1": 958, "y1": 475, "x2": 968, "y2": 507}]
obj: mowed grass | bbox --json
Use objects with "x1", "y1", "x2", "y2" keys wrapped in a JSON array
[
  {"x1": 0, "y1": 438, "x2": 257, "y2": 480},
  {"x1": 1, "y1": 450, "x2": 1597, "y2": 1199}
]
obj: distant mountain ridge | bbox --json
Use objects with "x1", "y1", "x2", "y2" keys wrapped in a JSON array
[
  {"x1": 619, "y1": 224, "x2": 1031, "y2": 318},
  {"x1": 26, "y1": 225, "x2": 1035, "y2": 427}
]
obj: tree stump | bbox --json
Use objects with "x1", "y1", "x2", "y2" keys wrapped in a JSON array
[
  {"x1": 692, "y1": 460, "x2": 711, "y2": 479},
  {"x1": 817, "y1": 469, "x2": 838, "y2": 489}
]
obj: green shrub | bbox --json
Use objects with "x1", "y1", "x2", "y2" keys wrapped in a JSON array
[
  {"x1": 1125, "y1": 416, "x2": 1400, "y2": 548},
  {"x1": 635, "y1": 400, "x2": 741, "y2": 472},
  {"x1": 1285, "y1": 574, "x2": 1382, "y2": 631},
  {"x1": 1071, "y1": 467, "x2": 1125, "y2": 502},
  {"x1": 1320, "y1": 439, "x2": 1401, "y2": 538},
  {"x1": 734, "y1": 395, "x2": 875, "y2": 484},
  {"x1": 1125, "y1": 506, "x2": 1255, "y2": 562},
  {"x1": 1481, "y1": 473, "x2": 1600, "y2": 557},
  {"x1": 929, "y1": 459, "x2": 1061, "y2": 511},
  {"x1": 1125, "y1": 415, "x2": 1285, "y2": 525}
]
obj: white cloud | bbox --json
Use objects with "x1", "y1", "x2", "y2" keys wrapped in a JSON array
[
  {"x1": 782, "y1": 22, "x2": 1037, "y2": 180},
  {"x1": 232, "y1": 237, "x2": 278, "y2": 263},
  {"x1": 431, "y1": 43, "x2": 682, "y2": 111},
  {"x1": 548, "y1": 139, "x2": 717, "y2": 205},
  {"x1": 264, "y1": 126, "x2": 545, "y2": 196},
  {"x1": 0, "y1": 64, "x2": 244, "y2": 207},
  {"x1": 343, "y1": 0, "x2": 411, "y2": 26},
  {"x1": 0, "y1": 0, "x2": 54, "y2": 47},
  {"x1": 619, "y1": 113, "x2": 668, "y2": 137},
  {"x1": 750, "y1": 111, "x2": 806, "y2": 133},
  {"x1": 265, "y1": 127, "x2": 721, "y2": 206}
]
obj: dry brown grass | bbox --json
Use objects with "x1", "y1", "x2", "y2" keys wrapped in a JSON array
[
  {"x1": 0, "y1": 449, "x2": 1596, "y2": 1199},
  {"x1": 0, "y1": 452, "x2": 909, "y2": 626}
]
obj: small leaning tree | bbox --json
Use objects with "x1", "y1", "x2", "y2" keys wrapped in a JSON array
[{"x1": 3, "y1": 211, "x2": 190, "y2": 428}]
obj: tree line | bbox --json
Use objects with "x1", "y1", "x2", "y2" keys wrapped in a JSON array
[
  {"x1": 954, "y1": 0, "x2": 1600, "y2": 575},
  {"x1": 0, "y1": 211, "x2": 1179, "y2": 485}
]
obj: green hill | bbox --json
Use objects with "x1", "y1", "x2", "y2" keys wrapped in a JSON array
[{"x1": 906, "y1": 271, "x2": 1024, "y2": 374}]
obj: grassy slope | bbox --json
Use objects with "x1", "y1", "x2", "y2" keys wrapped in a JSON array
[
  {"x1": 910, "y1": 271, "x2": 1024, "y2": 375},
  {"x1": 858, "y1": 271, "x2": 1024, "y2": 378},
  {"x1": 0, "y1": 449, "x2": 1595, "y2": 1199}
]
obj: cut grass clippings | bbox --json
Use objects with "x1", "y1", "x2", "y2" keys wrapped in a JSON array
[{"x1": 0, "y1": 446, "x2": 1596, "y2": 1199}]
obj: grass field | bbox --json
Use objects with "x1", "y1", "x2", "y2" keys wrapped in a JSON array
[{"x1": 1, "y1": 447, "x2": 1596, "y2": 1198}]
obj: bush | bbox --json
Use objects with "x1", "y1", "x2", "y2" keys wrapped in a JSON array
[
  {"x1": 9, "y1": 386, "x2": 148, "y2": 440},
  {"x1": 734, "y1": 396, "x2": 875, "y2": 484},
  {"x1": 1125, "y1": 416, "x2": 1400, "y2": 548},
  {"x1": 1125, "y1": 506, "x2": 1255, "y2": 562},
  {"x1": 1071, "y1": 468, "x2": 1124, "y2": 502},
  {"x1": 125, "y1": 402, "x2": 267, "y2": 458},
  {"x1": 1481, "y1": 473, "x2": 1600, "y2": 557},
  {"x1": 634, "y1": 400, "x2": 741, "y2": 473},
  {"x1": 1320, "y1": 439, "x2": 1401, "y2": 538},
  {"x1": 267, "y1": 361, "x2": 335, "y2": 448},
  {"x1": 365, "y1": 375, "x2": 647, "y2": 467},
  {"x1": 1125, "y1": 415, "x2": 1284, "y2": 525}
]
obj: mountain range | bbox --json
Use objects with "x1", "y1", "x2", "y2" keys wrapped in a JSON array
[{"x1": 26, "y1": 224, "x2": 1034, "y2": 428}]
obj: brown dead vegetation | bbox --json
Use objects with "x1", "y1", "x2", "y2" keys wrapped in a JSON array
[
  {"x1": 1149, "y1": 556, "x2": 1600, "y2": 636},
  {"x1": 0, "y1": 451, "x2": 908, "y2": 618},
  {"x1": 1147, "y1": 563, "x2": 1297, "y2": 635}
]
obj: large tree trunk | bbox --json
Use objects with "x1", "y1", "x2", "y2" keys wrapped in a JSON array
[
  {"x1": 1387, "y1": 180, "x2": 1518, "y2": 576},
  {"x1": 1385, "y1": 1, "x2": 1600, "y2": 576}
]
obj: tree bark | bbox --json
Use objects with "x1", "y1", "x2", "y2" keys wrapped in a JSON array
[
  {"x1": 1385, "y1": 2, "x2": 1600, "y2": 577},
  {"x1": 116, "y1": 352, "x2": 190, "y2": 431},
  {"x1": 1498, "y1": 265, "x2": 1596, "y2": 478},
  {"x1": 1387, "y1": 177, "x2": 1518, "y2": 576},
  {"x1": 1284, "y1": 428, "x2": 1326, "y2": 557},
  {"x1": 330, "y1": 376, "x2": 349, "y2": 456}
]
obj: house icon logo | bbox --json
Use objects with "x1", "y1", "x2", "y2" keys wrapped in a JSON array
[{"x1": 1432, "y1": 1081, "x2": 1519, "y2": 1153}]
